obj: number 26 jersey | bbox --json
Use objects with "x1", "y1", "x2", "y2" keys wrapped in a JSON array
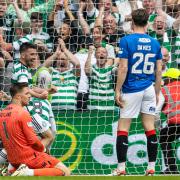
[{"x1": 118, "y1": 33, "x2": 162, "y2": 93}]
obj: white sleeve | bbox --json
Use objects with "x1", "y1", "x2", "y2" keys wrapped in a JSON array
[
  {"x1": 18, "y1": 75, "x2": 29, "y2": 83},
  {"x1": 166, "y1": 14, "x2": 176, "y2": 28},
  {"x1": 106, "y1": 45, "x2": 116, "y2": 59},
  {"x1": 87, "y1": 7, "x2": 97, "y2": 17}
]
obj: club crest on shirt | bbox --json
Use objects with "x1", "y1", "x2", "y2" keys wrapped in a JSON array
[{"x1": 60, "y1": 76, "x2": 64, "y2": 82}]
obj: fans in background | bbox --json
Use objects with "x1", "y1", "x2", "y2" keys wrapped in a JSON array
[
  {"x1": 161, "y1": 47, "x2": 170, "y2": 75},
  {"x1": 142, "y1": 0, "x2": 176, "y2": 31},
  {"x1": 94, "y1": 4, "x2": 125, "y2": 48},
  {"x1": 0, "y1": 12, "x2": 53, "y2": 60},
  {"x1": 174, "y1": 28, "x2": 180, "y2": 68},
  {"x1": 47, "y1": 0, "x2": 93, "y2": 53},
  {"x1": 0, "y1": 20, "x2": 32, "y2": 60},
  {"x1": 48, "y1": 0, "x2": 69, "y2": 30},
  {"x1": 165, "y1": 0, "x2": 179, "y2": 18},
  {"x1": 0, "y1": 50, "x2": 13, "y2": 94},
  {"x1": 92, "y1": 26, "x2": 115, "y2": 58},
  {"x1": 44, "y1": 39, "x2": 81, "y2": 110},
  {"x1": 158, "y1": 68, "x2": 180, "y2": 174},
  {"x1": 0, "y1": 0, "x2": 17, "y2": 43},
  {"x1": 6, "y1": 0, "x2": 56, "y2": 25},
  {"x1": 149, "y1": 15, "x2": 172, "y2": 52},
  {"x1": 30, "y1": 12, "x2": 53, "y2": 55},
  {"x1": 0, "y1": 83, "x2": 70, "y2": 176},
  {"x1": 114, "y1": 9, "x2": 162, "y2": 175},
  {"x1": 85, "y1": 46, "x2": 118, "y2": 111},
  {"x1": 86, "y1": 0, "x2": 123, "y2": 29}
]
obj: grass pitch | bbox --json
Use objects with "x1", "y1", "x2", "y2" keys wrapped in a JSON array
[{"x1": 0, "y1": 176, "x2": 179, "y2": 180}]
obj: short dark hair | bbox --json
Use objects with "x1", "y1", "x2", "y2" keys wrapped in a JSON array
[
  {"x1": 131, "y1": 8, "x2": 149, "y2": 27},
  {"x1": 19, "y1": 42, "x2": 37, "y2": 53},
  {"x1": 10, "y1": 83, "x2": 29, "y2": 97},
  {"x1": 30, "y1": 12, "x2": 43, "y2": 21}
]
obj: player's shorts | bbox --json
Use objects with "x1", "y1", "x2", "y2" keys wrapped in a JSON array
[
  {"x1": 26, "y1": 152, "x2": 60, "y2": 169},
  {"x1": 120, "y1": 85, "x2": 156, "y2": 118}
]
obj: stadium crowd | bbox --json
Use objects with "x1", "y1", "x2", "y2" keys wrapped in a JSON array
[{"x1": 0, "y1": 0, "x2": 179, "y2": 176}]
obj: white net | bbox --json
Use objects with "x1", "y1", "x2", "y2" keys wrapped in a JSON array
[{"x1": 0, "y1": 0, "x2": 179, "y2": 176}]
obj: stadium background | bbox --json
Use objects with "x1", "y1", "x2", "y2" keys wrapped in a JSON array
[{"x1": 0, "y1": 0, "x2": 179, "y2": 176}]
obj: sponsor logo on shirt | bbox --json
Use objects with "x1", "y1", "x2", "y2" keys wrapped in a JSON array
[{"x1": 138, "y1": 38, "x2": 151, "y2": 43}]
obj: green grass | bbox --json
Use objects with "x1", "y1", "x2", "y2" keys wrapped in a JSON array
[{"x1": 0, "y1": 176, "x2": 179, "y2": 180}]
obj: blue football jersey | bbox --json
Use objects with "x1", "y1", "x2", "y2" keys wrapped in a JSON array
[{"x1": 118, "y1": 33, "x2": 162, "y2": 93}]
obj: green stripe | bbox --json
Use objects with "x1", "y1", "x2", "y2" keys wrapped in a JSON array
[
  {"x1": 51, "y1": 102, "x2": 76, "y2": 106},
  {"x1": 90, "y1": 92, "x2": 114, "y2": 97},
  {"x1": 88, "y1": 100, "x2": 115, "y2": 106},
  {"x1": 52, "y1": 96, "x2": 76, "y2": 100}
]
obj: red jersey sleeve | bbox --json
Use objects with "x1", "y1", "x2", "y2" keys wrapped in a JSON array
[{"x1": 20, "y1": 110, "x2": 44, "y2": 152}]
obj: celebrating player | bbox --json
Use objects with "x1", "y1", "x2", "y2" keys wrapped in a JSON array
[
  {"x1": 0, "y1": 83, "x2": 70, "y2": 176},
  {"x1": 114, "y1": 8, "x2": 162, "y2": 175}
]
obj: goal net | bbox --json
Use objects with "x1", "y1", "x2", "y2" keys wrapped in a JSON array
[{"x1": 0, "y1": 0, "x2": 179, "y2": 175}]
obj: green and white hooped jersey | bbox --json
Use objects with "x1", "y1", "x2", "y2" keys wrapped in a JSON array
[
  {"x1": 51, "y1": 68, "x2": 80, "y2": 110},
  {"x1": 88, "y1": 64, "x2": 116, "y2": 110},
  {"x1": 26, "y1": 97, "x2": 56, "y2": 133},
  {"x1": 11, "y1": 61, "x2": 32, "y2": 85},
  {"x1": 174, "y1": 31, "x2": 180, "y2": 64}
]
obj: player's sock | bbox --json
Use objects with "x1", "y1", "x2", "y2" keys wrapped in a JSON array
[
  {"x1": 117, "y1": 162, "x2": 126, "y2": 171},
  {"x1": 116, "y1": 131, "x2": 128, "y2": 170},
  {"x1": 8, "y1": 163, "x2": 16, "y2": 174},
  {"x1": 34, "y1": 168, "x2": 64, "y2": 176},
  {"x1": 145, "y1": 130, "x2": 157, "y2": 169},
  {"x1": 0, "y1": 149, "x2": 7, "y2": 164}
]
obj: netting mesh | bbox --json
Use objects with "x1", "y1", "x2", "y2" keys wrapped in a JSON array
[{"x1": 0, "y1": 0, "x2": 179, "y2": 175}]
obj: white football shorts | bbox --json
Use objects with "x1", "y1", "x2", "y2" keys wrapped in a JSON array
[{"x1": 120, "y1": 85, "x2": 156, "y2": 118}]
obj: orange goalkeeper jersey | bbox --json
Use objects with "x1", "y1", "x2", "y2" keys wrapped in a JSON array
[{"x1": 0, "y1": 104, "x2": 44, "y2": 165}]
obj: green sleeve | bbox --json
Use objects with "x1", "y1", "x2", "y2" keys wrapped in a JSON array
[
  {"x1": 6, "y1": 4, "x2": 16, "y2": 16},
  {"x1": 7, "y1": 4, "x2": 30, "y2": 22},
  {"x1": 28, "y1": 0, "x2": 55, "y2": 16}
]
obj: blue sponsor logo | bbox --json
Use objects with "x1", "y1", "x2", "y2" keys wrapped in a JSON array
[{"x1": 149, "y1": 107, "x2": 155, "y2": 112}]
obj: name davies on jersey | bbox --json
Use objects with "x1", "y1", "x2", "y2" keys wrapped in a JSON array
[{"x1": 137, "y1": 45, "x2": 151, "y2": 51}]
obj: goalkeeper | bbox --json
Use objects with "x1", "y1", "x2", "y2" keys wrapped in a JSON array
[
  {"x1": 0, "y1": 83, "x2": 70, "y2": 176},
  {"x1": 158, "y1": 68, "x2": 180, "y2": 174}
]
